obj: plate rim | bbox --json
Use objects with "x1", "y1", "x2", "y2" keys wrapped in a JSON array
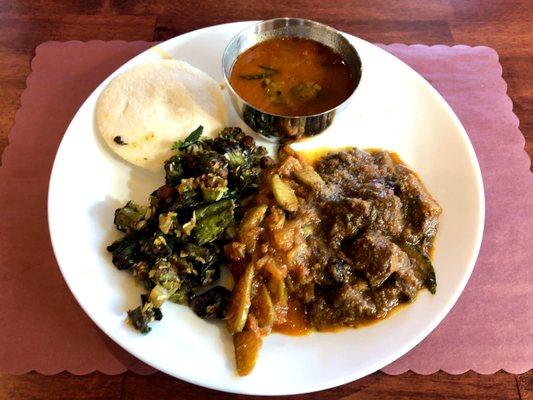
[{"x1": 47, "y1": 20, "x2": 485, "y2": 395}]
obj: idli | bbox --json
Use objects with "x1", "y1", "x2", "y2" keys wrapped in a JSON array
[{"x1": 96, "y1": 59, "x2": 227, "y2": 171}]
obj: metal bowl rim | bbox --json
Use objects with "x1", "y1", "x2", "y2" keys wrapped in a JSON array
[{"x1": 221, "y1": 17, "x2": 362, "y2": 119}]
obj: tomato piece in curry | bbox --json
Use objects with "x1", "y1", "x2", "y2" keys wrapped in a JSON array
[{"x1": 230, "y1": 37, "x2": 357, "y2": 116}]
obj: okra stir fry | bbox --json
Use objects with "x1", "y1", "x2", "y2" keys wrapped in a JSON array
[{"x1": 107, "y1": 126, "x2": 273, "y2": 333}]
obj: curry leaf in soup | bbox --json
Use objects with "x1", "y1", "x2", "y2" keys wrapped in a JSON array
[
  {"x1": 238, "y1": 71, "x2": 276, "y2": 80},
  {"x1": 237, "y1": 63, "x2": 279, "y2": 80},
  {"x1": 258, "y1": 65, "x2": 278, "y2": 72}
]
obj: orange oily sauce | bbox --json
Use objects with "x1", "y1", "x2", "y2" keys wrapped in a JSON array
[
  {"x1": 230, "y1": 37, "x2": 356, "y2": 116},
  {"x1": 272, "y1": 299, "x2": 408, "y2": 336},
  {"x1": 295, "y1": 146, "x2": 405, "y2": 167},
  {"x1": 272, "y1": 300, "x2": 311, "y2": 336}
]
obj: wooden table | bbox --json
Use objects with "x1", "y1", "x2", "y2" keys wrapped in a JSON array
[{"x1": 0, "y1": 1, "x2": 531, "y2": 398}]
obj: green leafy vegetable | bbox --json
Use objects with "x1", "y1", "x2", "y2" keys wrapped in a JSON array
[
  {"x1": 171, "y1": 125, "x2": 204, "y2": 150},
  {"x1": 149, "y1": 258, "x2": 181, "y2": 292},
  {"x1": 239, "y1": 65, "x2": 278, "y2": 80},
  {"x1": 168, "y1": 284, "x2": 191, "y2": 305}
]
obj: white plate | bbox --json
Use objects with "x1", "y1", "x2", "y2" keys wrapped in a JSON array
[{"x1": 48, "y1": 21, "x2": 484, "y2": 395}]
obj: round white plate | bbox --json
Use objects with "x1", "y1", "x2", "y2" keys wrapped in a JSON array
[{"x1": 48, "y1": 21, "x2": 484, "y2": 395}]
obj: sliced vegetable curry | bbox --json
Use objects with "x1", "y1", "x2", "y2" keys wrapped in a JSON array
[{"x1": 224, "y1": 147, "x2": 441, "y2": 375}]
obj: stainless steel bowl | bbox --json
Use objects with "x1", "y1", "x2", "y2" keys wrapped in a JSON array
[{"x1": 222, "y1": 18, "x2": 362, "y2": 142}]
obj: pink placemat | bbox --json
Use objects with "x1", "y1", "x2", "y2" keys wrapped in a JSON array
[{"x1": 0, "y1": 41, "x2": 531, "y2": 376}]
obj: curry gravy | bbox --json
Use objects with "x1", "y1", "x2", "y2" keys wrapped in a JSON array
[
  {"x1": 265, "y1": 148, "x2": 439, "y2": 335},
  {"x1": 230, "y1": 37, "x2": 356, "y2": 116}
]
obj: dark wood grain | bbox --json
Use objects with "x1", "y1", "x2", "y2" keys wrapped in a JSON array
[
  {"x1": 120, "y1": 371, "x2": 522, "y2": 400},
  {"x1": 0, "y1": 372, "x2": 123, "y2": 400},
  {"x1": 0, "y1": 371, "x2": 530, "y2": 399},
  {"x1": 111, "y1": 0, "x2": 455, "y2": 22},
  {"x1": 0, "y1": 0, "x2": 531, "y2": 398},
  {"x1": 518, "y1": 371, "x2": 533, "y2": 400}
]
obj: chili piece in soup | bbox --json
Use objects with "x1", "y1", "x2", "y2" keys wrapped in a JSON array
[{"x1": 230, "y1": 37, "x2": 357, "y2": 116}]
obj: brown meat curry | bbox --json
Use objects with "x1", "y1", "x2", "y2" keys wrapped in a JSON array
[{"x1": 225, "y1": 147, "x2": 442, "y2": 375}]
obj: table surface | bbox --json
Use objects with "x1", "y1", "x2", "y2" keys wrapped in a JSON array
[{"x1": 0, "y1": 0, "x2": 531, "y2": 398}]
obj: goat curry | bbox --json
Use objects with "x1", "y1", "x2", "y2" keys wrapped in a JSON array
[{"x1": 225, "y1": 147, "x2": 442, "y2": 375}]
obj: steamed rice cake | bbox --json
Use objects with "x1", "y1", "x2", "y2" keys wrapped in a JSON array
[{"x1": 96, "y1": 59, "x2": 227, "y2": 171}]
